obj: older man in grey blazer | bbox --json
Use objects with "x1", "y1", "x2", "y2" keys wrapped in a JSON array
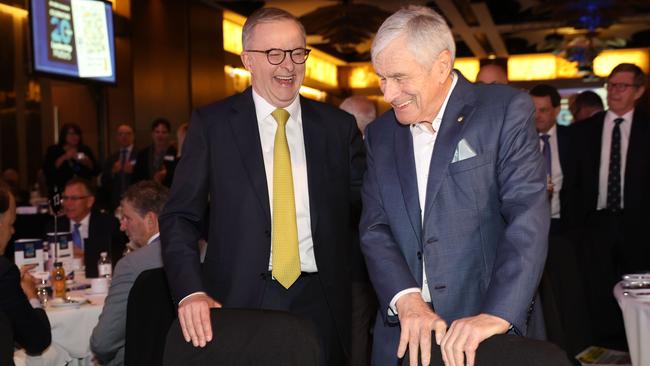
[{"x1": 90, "y1": 181, "x2": 169, "y2": 365}]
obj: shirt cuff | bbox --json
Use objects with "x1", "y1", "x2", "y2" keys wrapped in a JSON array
[
  {"x1": 178, "y1": 291, "x2": 207, "y2": 306},
  {"x1": 29, "y1": 298, "x2": 42, "y2": 309},
  {"x1": 389, "y1": 288, "x2": 422, "y2": 316}
]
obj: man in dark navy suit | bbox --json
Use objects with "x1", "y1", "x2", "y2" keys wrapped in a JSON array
[
  {"x1": 159, "y1": 7, "x2": 365, "y2": 366},
  {"x1": 529, "y1": 84, "x2": 570, "y2": 235}
]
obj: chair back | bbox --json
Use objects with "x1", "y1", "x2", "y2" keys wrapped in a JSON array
[
  {"x1": 163, "y1": 308, "x2": 320, "y2": 366},
  {"x1": 405, "y1": 334, "x2": 573, "y2": 366},
  {"x1": 0, "y1": 310, "x2": 14, "y2": 366},
  {"x1": 124, "y1": 268, "x2": 176, "y2": 366}
]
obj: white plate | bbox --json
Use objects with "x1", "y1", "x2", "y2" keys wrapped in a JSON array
[
  {"x1": 622, "y1": 273, "x2": 650, "y2": 281},
  {"x1": 631, "y1": 292, "x2": 650, "y2": 300},
  {"x1": 85, "y1": 288, "x2": 107, "y2": 295},
  {"x1": 49, "y1": 298, "x2": 84, "y2": 308}
]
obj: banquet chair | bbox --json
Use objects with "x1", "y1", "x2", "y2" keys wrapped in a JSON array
[
  {"x1": 163, "y1": 308, "x2": 320, "y2": 366},
  {"x1": 124, "y1": 268, "x2": 176, "y2": 366},
  {"x1": 404, "y1": 334, "x2": 573, "y2": 366},
  {"x1": 0, "y1": 310, "x2": 13, "y2": 366}
]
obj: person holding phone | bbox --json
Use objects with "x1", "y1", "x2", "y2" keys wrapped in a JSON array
[{"x1": 43, "y1": 123, "x2": 97, "y2": 200}]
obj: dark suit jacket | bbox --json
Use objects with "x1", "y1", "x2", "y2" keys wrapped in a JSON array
[
  {"x1": 43, "y1": 144, "x2": 98, "y2": 198},
  {"x1": 159, "y1": 88, "x2": 365, "y2": 354},
  {"x1": 360, "y1": 74, "x2": 549, "y2": 365},
  {"x1": 101, "y1": 147, "x2": 137, "y2": 210},
  {"x1": 0, "y1": 256, "x2": 51, "y2": 355},
  {"x1": 563, "y1": 109, "x2": 650, "y2": 229},
  {"x1": 48, "y1": 211, "x2": 128, "y2": 278},
  {"x1": 132, "y1": 145, "x2": 177, "y2": 187},
  {"x1": 554, "y1": 125, "x2": 571, "y2": 222}
]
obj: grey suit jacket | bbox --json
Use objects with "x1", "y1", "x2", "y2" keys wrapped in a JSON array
[{"x1": 90, "y1": 237, "x2": 163, "y2": 365}]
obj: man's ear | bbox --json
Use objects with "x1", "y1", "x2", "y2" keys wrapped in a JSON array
[
  {"x1": 437, "y1": 50, "x2": 452, "y2": 79},
  {"x1": 241, "y1": 52, "x2": 253, "y2": 72}
]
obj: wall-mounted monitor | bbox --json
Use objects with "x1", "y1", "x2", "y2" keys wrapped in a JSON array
[{"x1": 29, "y1": 0, "x2": 116, "y2": 84}]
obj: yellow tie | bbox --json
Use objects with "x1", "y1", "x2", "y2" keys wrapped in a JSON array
[{"x1": 271, "y1": 108, "x2": 300, "y2": 289}]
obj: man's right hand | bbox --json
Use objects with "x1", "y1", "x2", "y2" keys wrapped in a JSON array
[
  {"x1": 396, "y1": 292, "x2": 448, "y2": 366},
  {"x1": 178, "y1": 293, "x2": 222, "y2": 347}
]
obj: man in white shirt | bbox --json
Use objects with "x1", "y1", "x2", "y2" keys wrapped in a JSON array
[
  {"x1": 564, "y1": 63, "x2": 649, "y2": 350},
  {"x1": 91, "y1": 181, "x2": 169, "y2": 365},
  {"x1": 159, "y1": 7, "x2": 364, "y2": 366},
  {"x1": 529, "y1": 84, "x2": 570, "y2": 235},
  {"x1": 361, "y1": 6, "x2": 548, "y2": 366}
]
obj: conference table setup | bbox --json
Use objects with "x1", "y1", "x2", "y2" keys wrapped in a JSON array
[
  {"x1": 614, "y1": 274, "x2": 650, "y2": 366},
  {"x1": 13, "y1": 280, "x2": 108, "y2": 366}
]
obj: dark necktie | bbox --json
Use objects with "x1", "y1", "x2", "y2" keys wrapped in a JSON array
[
  {"x1": 606, "y1": 118, "x2": 624, "y2": 212},
  {"x1": 540, "y1": 134, "x2": 551, "y2": 177},
  {"x1": 119, "y1": 149, "x2": 127, "y2": 187}
]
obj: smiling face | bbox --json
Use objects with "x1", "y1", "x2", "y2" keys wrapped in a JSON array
[
  {"x1": 241, "y1": 19, "x2": 306, "y2": 108},
  {"x1": 607, "y1": 71, "x2": 645, "y2": 116},
  {"x1": 373, "y1": 35, "x2": 452, "y2": 125}
]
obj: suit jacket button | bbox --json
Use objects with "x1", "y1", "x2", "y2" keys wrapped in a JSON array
[{"x1": 417, "y1": 251, "x2": 422, "y2": 260}]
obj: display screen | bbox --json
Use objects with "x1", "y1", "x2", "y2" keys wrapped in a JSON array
[{"x1": 30, "y1": 0, "x2": 116, "y2": 83}]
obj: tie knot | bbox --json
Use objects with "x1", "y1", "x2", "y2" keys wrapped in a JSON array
[
  {"x1": 614, "y1": 118, "x2": 624, "y2": 125},
  {"x1": 540, "y1": 134, "x2": 550, "y2": 142},
  {"x1": 271, "y1": 108, "x2": 290, "y2": 127}
]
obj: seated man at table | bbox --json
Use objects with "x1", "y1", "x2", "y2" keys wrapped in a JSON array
[
  {"x1": 48, "y1": 178, "x2": 128, "y2": 278},
  {"x1": 90, "y1": 181, "x2": 169, "y2": 366},
  {"x1": 0, "y1": 182, "x2": 51, "y2": 357}
]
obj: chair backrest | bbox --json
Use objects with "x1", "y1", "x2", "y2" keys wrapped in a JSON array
[
  {"x1": 405, "y1": 334, "x2": 573, "y2": 366},
  {"x1": 124, "y1": 268, "x2": 176, "y2": 366},
  {"x1": 0, "y1": 310, "x2": 14, "y2": 366},
  {"x1": 163, "y1": 308, "x2": 320, "y2": 366}
]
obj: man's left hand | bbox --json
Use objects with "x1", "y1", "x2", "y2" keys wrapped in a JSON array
[{"x1": 440, "y1": 313, "x2": 510, "y2": 366}]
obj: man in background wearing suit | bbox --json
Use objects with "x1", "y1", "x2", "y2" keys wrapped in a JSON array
[
  {"x1": 132, "y1": 118, "x2": 177, "y2": 188},
  {"x1": 529, "y1": 84, "x2": 570, "y2": 235},
  {"x1": 360, "y1": 6, "x2": 548, "y2": 366},
  {"x1": 159, "y1": 8, "x2": 365, "y2": 365},
  {"x1": 101, "y1": 124, "x2": 136, "y2": 211},
  {"x1": 91, "y1": 181, "x2": 169, "y2": 366},
  {"x1": 564, "y1": 63, "x2": 649, "y2": 350},
  {"x1": 52, "y1": 178, "x2": 128, "y2": 278}
]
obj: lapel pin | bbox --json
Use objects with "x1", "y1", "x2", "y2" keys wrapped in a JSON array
[{"x1": 457, "y1": 115, "x2": 464, "y2": 123}]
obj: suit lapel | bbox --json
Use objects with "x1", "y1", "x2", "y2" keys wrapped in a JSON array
[
  {"x1": 229, "y1": 88, "x2": 271, "y2": 226},
  {"x1": 301, "y1": 98, "x2": 326, "y2": 235},
  {"x1": 394, "y1": 122, "x2": 422, "y2": 246},
  {"x1": 423, "y1": 75, "x2": 475, "y2": 223}
]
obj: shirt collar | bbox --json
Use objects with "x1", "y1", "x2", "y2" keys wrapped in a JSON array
[
  {"x1": 606, "y1": 108, "x2": 634, "y2": 123},
  {"x1": 252, "y1": 89, "x2": 301, "y2": 125},
  {"x1": 539, "y1": 124, "x2": 557, "y2": 137},
  {"x1": 76, "y1": 212, "x2": 91, "y2": 227},
  {"x1": 411, "y1": 71, "x2": 458, "y2": 135},
  {"x1": 147, "y1": 233, "x2": 160, "y2": 246}
]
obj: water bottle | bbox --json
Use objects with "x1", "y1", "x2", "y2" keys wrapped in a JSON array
[{"x1": 98, "y1": 252, "x2": 112, "y2": 278}]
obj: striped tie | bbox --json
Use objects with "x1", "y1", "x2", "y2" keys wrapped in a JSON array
[{"x1": 271, "y1": 108, "x2": 300, "y2": 289}]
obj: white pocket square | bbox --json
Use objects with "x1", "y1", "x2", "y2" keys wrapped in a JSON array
[{"x1": 452, "y1": 138, "x2": 477, "y2": 163}]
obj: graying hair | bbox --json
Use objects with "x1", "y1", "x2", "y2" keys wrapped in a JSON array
[
  {"x1": 371, "y1": 5, "x2": 455, "y2": 69},
  {"x1": 242, "y1": 7, "x2": 306, "y2": 50}
]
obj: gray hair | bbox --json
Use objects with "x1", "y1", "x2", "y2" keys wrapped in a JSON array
[
  {"x1": 371, "y1": 5, "x2": 455, "y2": 69},
  {"x1": 242, "y1": 7, "x2": 306, "y2": 50},
  {"x1": 340, "y1": 96, "x2": 377, "y2": 127}
]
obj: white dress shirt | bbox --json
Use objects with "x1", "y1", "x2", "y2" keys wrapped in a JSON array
[
  {"x1": 597, "y1": 109, "x2": 633, "y2": 210},
  {"x1": 389, "y1": 72, "x2": 458, "y2": 313},
  {"x1": 252, "y1": 90, "x2": 317, "y2": 273},
  {"x1": 538, "y1": 125, "x2": 563, "y2": 218}
]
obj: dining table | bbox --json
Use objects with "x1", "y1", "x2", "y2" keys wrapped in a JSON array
[
  {"x1": 614, "y1": 281, "x2": 650, "y2": 366},
  {"x1": 13, "y1": 281, "x2": 108, "y2": 366}
]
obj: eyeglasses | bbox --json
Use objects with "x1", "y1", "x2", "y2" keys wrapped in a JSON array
[
  {"x1": 606, "y1": 82, "x2": 640, "y2": 92},
  {"x1": 245, "y1": 48, "x2": 311, "y2": 65},
  {"x1": 61, "y1": 195, "x2": 90, "y2": 201}
]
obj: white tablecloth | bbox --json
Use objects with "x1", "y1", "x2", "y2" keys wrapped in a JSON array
[
  {"x1": 14, "y1": 290, "x2": 106, "y2": 366},
  {"x1": 614, "y1": 282, "x2": 650, "y2": 366}
]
